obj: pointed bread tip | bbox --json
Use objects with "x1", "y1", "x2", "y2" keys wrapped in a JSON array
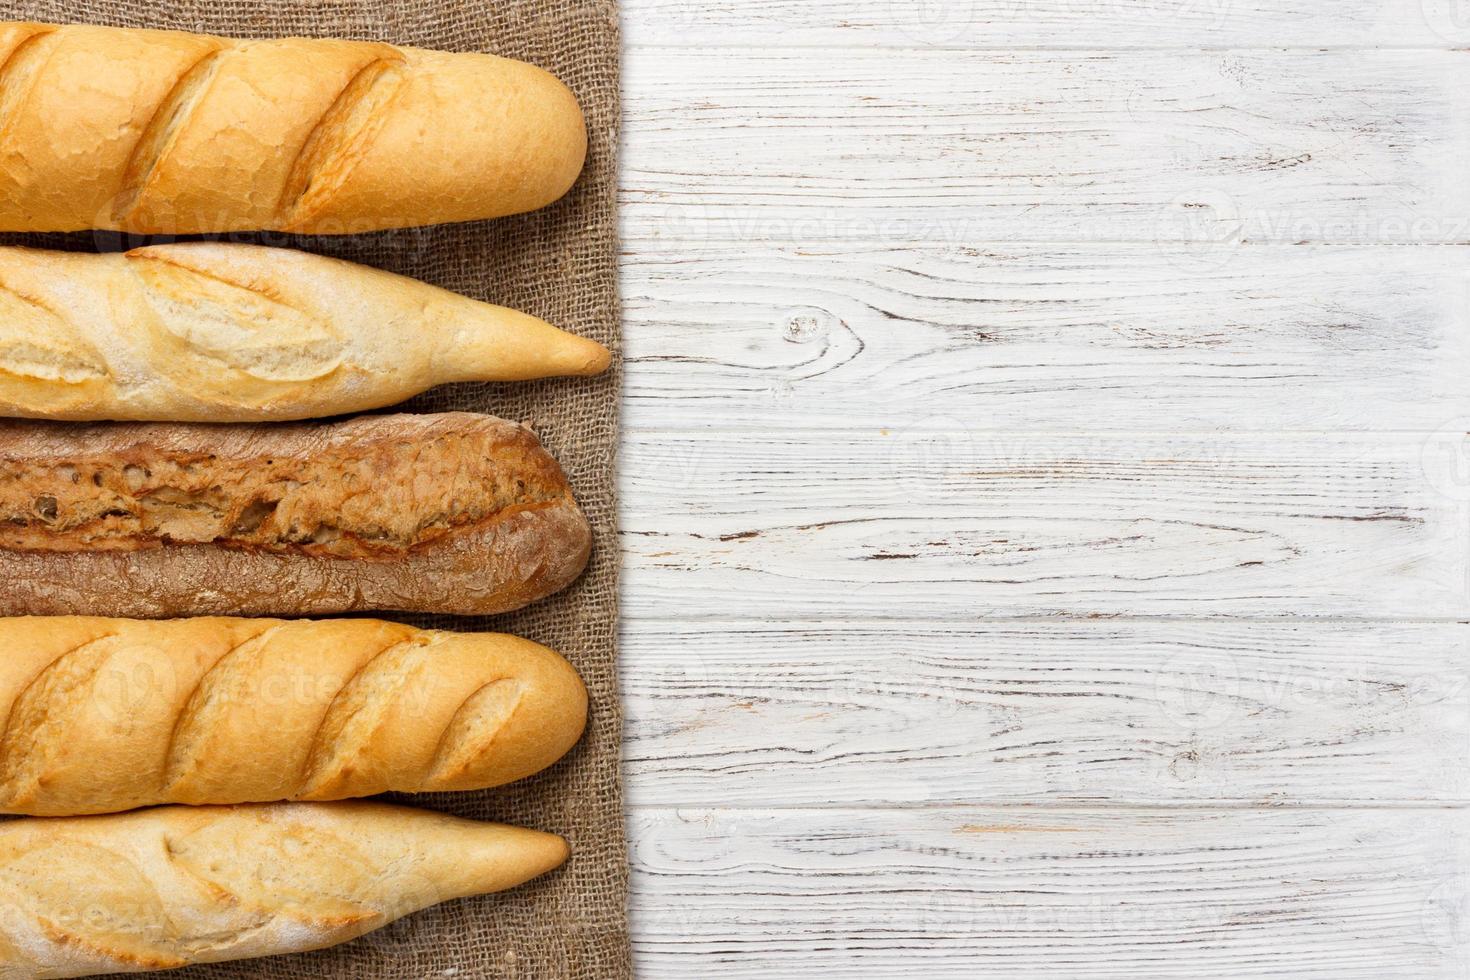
[
  {"x1": 447, "y1": 302, "x2": 610, "y2": 381},
  {"x1": 568, "y1": 334, "x2": 613, "y2": 376},
  {"x1": 461, "y1": 826, "x2": 570, "y2": 896}
]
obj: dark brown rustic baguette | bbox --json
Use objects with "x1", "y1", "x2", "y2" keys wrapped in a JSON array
[{"x1": 0, "y1": 412, "x2": 591, "y2": 616}]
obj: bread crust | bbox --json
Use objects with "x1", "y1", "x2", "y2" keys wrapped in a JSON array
[
  {"x1": 0, "y1": 801, "x2": 570, "y2": 978},
  {"x1": 0, "y1": 22, "x2": 586, "y2": 233},
  {"x1": 0, "y1": 242, "x2": 610, "y2": 422},
  {"x1": 0, "y1": 413, "x2": 592, "y2": 616},
  {"x1": 0, "y1": 617, "x2": 588, "y2": 816}
]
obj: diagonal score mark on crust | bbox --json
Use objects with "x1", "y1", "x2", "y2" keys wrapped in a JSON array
[
  {"x1": 0, "y1": 278, "x2": 109, "y2": 384},
  {"x1": 113, "y1": 43, "x2": 231, "y2": 224},
  {"x1": 124, "y1": 250, "x2": 344, "y2": 385},
  {"x1": 422, "y1": 677, "x2": 524, "y2": 790},
  {"x1": 0, "y1": 27, "x2": 59, "y2": 140},
  {"x1": 125, "y1": 248, "x2": 298, "y2": 308},
  {"x1": 0, "y1": 277, "x2": 72, "y2": 323},
  {"x1": 0, "y1": 634, "x2": 120, "y2": 808},
  {"x1": 294, "y1": 635, "x2": 425, "y2": 798},
  {"x1": 159, "y1": 622, "x2": 283, "y2": 795},
  {"x1": 0, "y1": 925, "x2": 23, "y2": 973},
  {"x1": 161, "y1": 818, "x2": 381, "y2": 932},
  {"x1": 276, "y1": 55, "x2": 408, "y2": 228},
  {"x1": 2, "y1": 839, "x2": 187, "y2": 970}
]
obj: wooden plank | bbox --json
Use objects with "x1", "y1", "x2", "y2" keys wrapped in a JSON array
[
  {"x1": 623, "y1": 0, "x2": 1470, "y2": 49},
  {"x1": 622, "y1": 242, "x2": 1470, "y2": 432},
  {"x1": 621, "y1": 48, "x2": 1470, "y2": 244},
  {"x1": 628, "y1": 805, "x2": 1470, "y2": 978},
  {"x1": 619, "y1": 430, "x2": 1470, "y2": 619},
  {"x1": 622, "y1": 620, "x2": 1470, "y2": 807},
  {"x1": 615, "y1": 28, "x2": 1470, "y2": 976}
]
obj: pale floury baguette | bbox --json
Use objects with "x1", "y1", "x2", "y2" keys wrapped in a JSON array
[
  {"x1": 0, "y1": 801, "x2": 569, "y2": 978},
  {"x1": 0, "y1": 22, "x2": 586, "y2": 233},
  {"x1": 0, "y1": 617, "x2": 588, "y2": 817},
  {"x1": 0, "y1": 412, "x2": 592, "y2": 617},
  {"x1": 0, "y1": 242, "x2": 610, "y2": 421}
]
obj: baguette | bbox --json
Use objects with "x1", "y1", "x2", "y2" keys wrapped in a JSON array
[
  {"x1": 0, "y1": 412, "x2": 592, "y2": 617},
  {"x1": 0, "y1": 242, "x2": 609, "y2": 422},
  {"x1": 0, "y1": 801, "x2": 569, "y2": 978},
  {"x1": 0, "y1": 22, "x2": 586, "y2": 233},
  {"x1": 0, "y1": 617, "x2": 587, "y2": 817}
]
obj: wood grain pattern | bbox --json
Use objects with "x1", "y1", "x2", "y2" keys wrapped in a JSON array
[
  {"x1": 623, "y1": 0, "x2": 1470, "y2": 49},
  {"x1": 620, "y1": 430, "x2": 1470, "y2": 620},
  {"x1": 629, "y1": 806, "x2": 1470, "y2": 978},
  {"x1": 615, "y1": 4, "x2": 1470, "y2": 974},
  {"x1": 622, "y1": 620, "x2": 1470, "y2": 807},
  {"x1": 623, "y1": 242, "x2": 1470, "y2": 431},
  {"x1": 622, "y1": 49, "x2": 1470, "y2": 245}
]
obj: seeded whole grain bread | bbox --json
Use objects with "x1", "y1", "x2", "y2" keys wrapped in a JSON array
[
  {"x1": 0, "y1": 412, "x2": 591, "y2": 617},
  {"x1": 0, "y1": 617, "x2": 588, "y2": 816},
  {"x1": 0, "y1": 801, "x2": 570, "y2": 978}
]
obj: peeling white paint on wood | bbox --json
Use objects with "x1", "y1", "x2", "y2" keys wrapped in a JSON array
[
  {"x1": 623, "y1": 0, "x2": 1470, "y2": 49},
  {"x1": 622, "y1": 48, "x2": 1470, "y2": 245},
  {"x1": 622, "y1": 242, "x2": 1470, "y2": 432},
  {"x1": 620, "y1": 430, "x2": 1470, "y2": 620},
  {"x1": 628, "y1": 806, "x2": 1470, "y2": 978},
  {"x1": 622, "y1": 620, "x2": 1470, "y2": 807},
  {"x1": 616, "y1": 5, "x2": 1470, "y2": 974}
]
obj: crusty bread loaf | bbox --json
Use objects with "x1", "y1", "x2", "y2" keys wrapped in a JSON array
[
  {"x1": 0, "y1": 801, "x2": 569, "y2": 978},
  {"x1": 0, "y1": 617, "x2": 587, "y2": 816},
  {"x1": 0, "y1": 412, "x2": 591, "y2": 617},
  {"x1": 0, "y1": 242, "x2": 609, "y2": 422},
  {"x1": 0, "y1": 22, "x2": 586, "y2": 233}
]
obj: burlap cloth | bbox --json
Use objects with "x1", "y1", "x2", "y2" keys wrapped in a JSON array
[{"x1": 0, "y1": 1, "x2": 630, "y2": 977}]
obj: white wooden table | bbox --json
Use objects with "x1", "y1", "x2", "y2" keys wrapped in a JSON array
[{"x1": 615, "y1": 3, "x2": 1470, "y2": 975}]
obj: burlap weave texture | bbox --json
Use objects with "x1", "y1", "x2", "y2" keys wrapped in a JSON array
[{"x1": 0, "y1": 1, "x2": 630, "y2": 977}]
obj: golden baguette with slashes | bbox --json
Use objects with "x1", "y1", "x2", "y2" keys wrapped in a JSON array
[{"x1": 0, "y1": 617, "x2": 587, "y2": 816}]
